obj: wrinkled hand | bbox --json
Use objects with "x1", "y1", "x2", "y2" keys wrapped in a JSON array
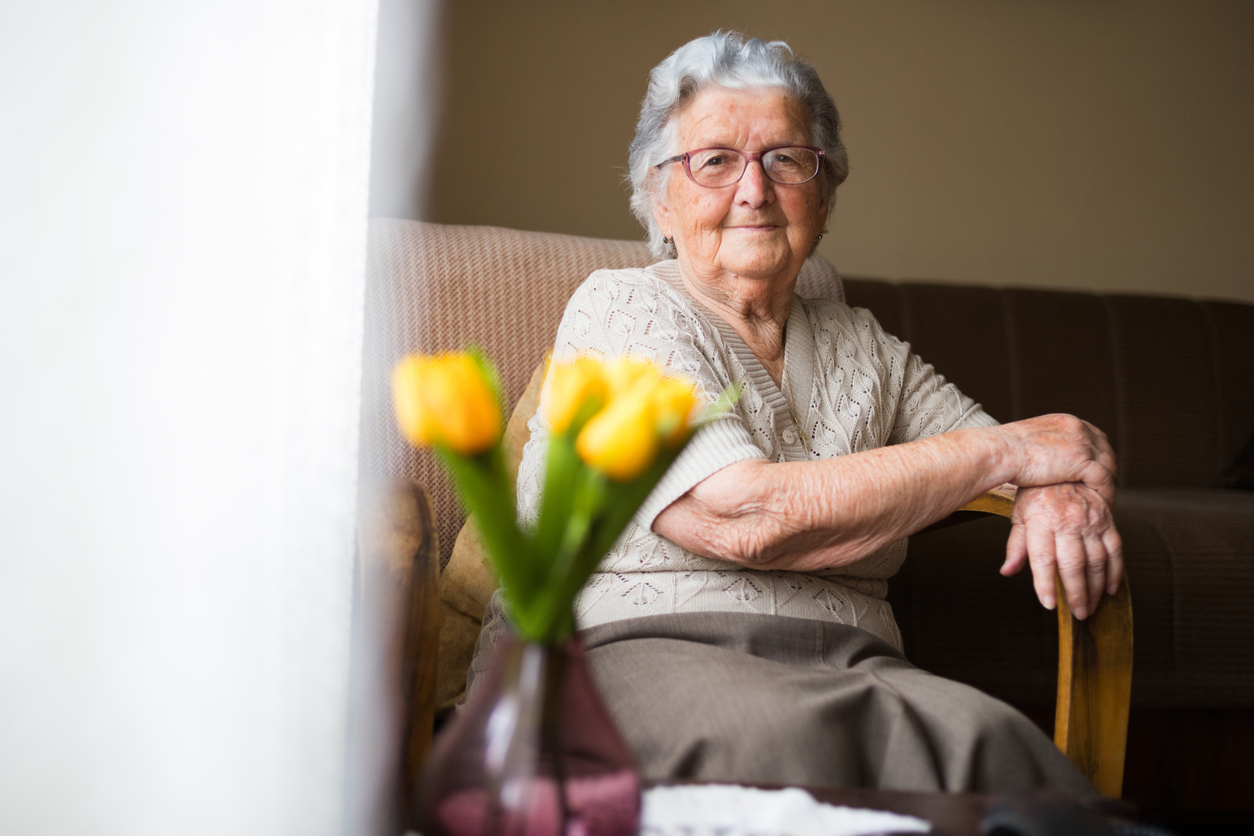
[
  {"x1": 1001, "y1": 482, "x2": 1124, "y2": 619},
  {"x1": 995, "y1": 414, "x2": 1117, "y2": 507}
]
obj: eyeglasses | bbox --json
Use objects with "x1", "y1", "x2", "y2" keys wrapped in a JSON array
[{"x1": 655, "y1": 145, "x2": 825, "y2": 188}]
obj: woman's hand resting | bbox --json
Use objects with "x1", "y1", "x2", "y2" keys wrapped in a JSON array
[
  {"x1": 990, "y1": 414, "x2": 1122, "y2": 619},
  {"x1": 1000, "y1": 483, "x2": 1123, "y2": 620}
]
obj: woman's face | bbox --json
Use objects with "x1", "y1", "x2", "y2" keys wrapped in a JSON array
[{"x1": 652, "y1": 86, "x2": 828, "y2": 287}]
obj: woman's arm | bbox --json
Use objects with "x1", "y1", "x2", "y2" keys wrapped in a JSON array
[{"x1": 653, "y1": 413, "x2": 1122, "y2": 619}]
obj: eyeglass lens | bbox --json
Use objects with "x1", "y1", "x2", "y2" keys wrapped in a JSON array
[{"x1": 686, "y1": 147, "x2": 820, "y2": 187}]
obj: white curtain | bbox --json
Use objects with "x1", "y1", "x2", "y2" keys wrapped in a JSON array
[
  {"x1": 370, "y1": 0, "x2": 444, "y2": 220},
  {"x1": 0, "y1": 1, "x2": 432, "y2": 833}
]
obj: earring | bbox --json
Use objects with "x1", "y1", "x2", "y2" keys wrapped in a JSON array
[
  {"x1": 662, "y1": 235, "x2": 673, "y2": 245},
  {"x1": 814, "y1": 233, "x2": 825, "y2": 243}
]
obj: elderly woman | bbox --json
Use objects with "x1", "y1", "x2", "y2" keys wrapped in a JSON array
[{"x1": 474, "y1": 32, "x2": 1122, "y2": 795}]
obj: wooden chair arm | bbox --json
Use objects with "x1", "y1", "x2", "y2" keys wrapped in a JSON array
[
  {"x1": 355, "y1": 478, "x2": 441, "y2": 831},
  {"x1": 956, "y1": 489, "x2": 1133, "y2": 798}
]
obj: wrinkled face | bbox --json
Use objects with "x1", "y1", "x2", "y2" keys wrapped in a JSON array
[{"x1": 652, "y1": 86, "x2": 828, "y2": 285}]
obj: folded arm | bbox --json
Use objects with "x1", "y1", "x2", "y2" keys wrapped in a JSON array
[{"x1": 653, "y1": 413, "x2": 1123, "y2": 619}]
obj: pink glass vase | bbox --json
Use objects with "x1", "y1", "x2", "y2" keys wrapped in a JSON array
[{"x1": 416, "y1": 631, "x2": 641, "y2": 836}]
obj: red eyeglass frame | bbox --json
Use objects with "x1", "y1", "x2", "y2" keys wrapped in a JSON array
[{"x1": 655, "y1": 145, "x2": 826, "y2": 188}]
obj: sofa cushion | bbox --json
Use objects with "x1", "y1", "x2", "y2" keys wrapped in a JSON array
[
  {"x1": 1203, "y1": 300, "x2": 1254, "y2": 475},
  {"x1": 1117, "y1": 488, "x2": 1254, "y2": 707},
  {"x1": 1105, "y1": 297, "x2": 1220, "y2": 488}
]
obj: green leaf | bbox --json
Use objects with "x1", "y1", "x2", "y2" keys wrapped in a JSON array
[
  {"x1": 581, "y1": 445, "x2": 680, "y2": 566},
  {"x1": 531, "y1": 431, "x2": 582, "y2": 572},
  {"x1": 436, "y1": 444, "x2": 537, "y2": 605},
  {"x1": 525, "y1": 466, "x2": 607, "y2": 642},
  {"x1": 699, "y1": 381, "x2": 743, "y2": 424},
  {"x1": 564, "y1": 393, "x2": 605, "y2": 437}
]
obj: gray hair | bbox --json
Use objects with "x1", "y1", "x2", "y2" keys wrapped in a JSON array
[{"x1": 628, "y1": 32, "x2": 849, "y2": 259}]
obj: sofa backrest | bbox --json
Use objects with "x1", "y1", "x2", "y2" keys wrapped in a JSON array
[{"x1": 844, "y1": 280, "x2": 1254, "y2": 490}]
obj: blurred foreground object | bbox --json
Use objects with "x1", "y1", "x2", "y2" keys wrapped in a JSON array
[
  {"x1": 389, "y1": 350, "x2": 715, "y2": 644},
  {"x1": 390, "y1": 350, "x2": 726, "y2": 836}
]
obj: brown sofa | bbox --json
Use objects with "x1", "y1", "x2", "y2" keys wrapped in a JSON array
[{"x1": 359, "y1": 219, "x2": 1254, "y2": 829}]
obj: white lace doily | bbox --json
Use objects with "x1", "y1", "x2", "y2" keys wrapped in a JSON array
[{"x1": 640, "y1": 784, "x2": 931, "y2": 836}]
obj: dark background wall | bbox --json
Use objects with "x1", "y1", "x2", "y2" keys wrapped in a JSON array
[{"x1": 395, "y1": 0, "x2": 1253, "y2": 303}]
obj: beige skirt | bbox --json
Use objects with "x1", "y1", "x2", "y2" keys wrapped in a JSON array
[{"x1": 468, "y1": 598, "x2": 1095, "y2": 797}]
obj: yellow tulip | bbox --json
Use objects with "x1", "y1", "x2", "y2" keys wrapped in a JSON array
[
  {"x1": 576, "y1": 387, "x2": 659, "y2": 481},
  {"x1": 391, "y1": 356, "x2": 438, "y2": 445},
  {"x1": 545, "y1": 357, "x2": 607, "y2": 434},
  {"x1": 604, "y1": 357, "x2": 662, "y2": 397},
  {"x1": 390, "y1": 353, "x2": 502, "y2": 455},
  {"x1": 653, "y1": 376, "x2": 700, "y2": 447}
]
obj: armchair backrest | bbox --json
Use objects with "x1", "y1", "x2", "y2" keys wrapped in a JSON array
[{"x1": 360, "y1": 219, "x2": 846, "y2": 568}]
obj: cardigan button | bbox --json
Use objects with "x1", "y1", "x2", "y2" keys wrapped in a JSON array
[{"x1": 782, "y1": 429, "x2": 799, "y2": 445}]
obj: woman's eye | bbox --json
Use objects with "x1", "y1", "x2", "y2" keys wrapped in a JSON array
[
  {"x1": 703, "y1": 155, "x2": 728, "y2": 167},
  {"x1": 771, "y1": 153, "x2": 806, "y2": 169}
]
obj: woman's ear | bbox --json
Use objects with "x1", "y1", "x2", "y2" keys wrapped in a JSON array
[
  {"x1": 816, "y1": 192, "x2": 830, "y2": 232},
  {"x1": 649, "y1": 170, "x2": 671, "y2": 237}
]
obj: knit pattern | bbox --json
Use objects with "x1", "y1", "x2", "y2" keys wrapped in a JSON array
[{"x1": 517, "y1": 261, "x2": 997, "y2": 650}]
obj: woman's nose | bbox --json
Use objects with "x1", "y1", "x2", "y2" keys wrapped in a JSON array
[{"x1": 735, "y1": 159, "x2": 774, "y2": 206}]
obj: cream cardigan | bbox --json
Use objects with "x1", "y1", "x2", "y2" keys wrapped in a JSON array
[{"x1": 516, "y1": 261, "x2": 997, "y2": 651}]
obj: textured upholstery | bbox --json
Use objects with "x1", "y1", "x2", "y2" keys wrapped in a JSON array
[
  {"x1": 361, "y1": 221, "x2": 654, "y2": 570},
  {"x1": 890, "y1": 489, "x2": 1254, "y2": 709}
]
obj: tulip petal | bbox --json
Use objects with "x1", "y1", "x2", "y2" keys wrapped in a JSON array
[
  {"x1": 575, "y1": 388, "x2": 659, "y2": 481},
  {"x1": 390, "y1": 352, "x2": 502, "y2": 455},
  {"x1": 546, "y1": 357, "x2": 607, "y2": 435}
]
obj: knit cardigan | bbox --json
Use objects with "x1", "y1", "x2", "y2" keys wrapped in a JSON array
[{"x1": 516, "y1": 260, "x2": 997, "y2": 650}]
